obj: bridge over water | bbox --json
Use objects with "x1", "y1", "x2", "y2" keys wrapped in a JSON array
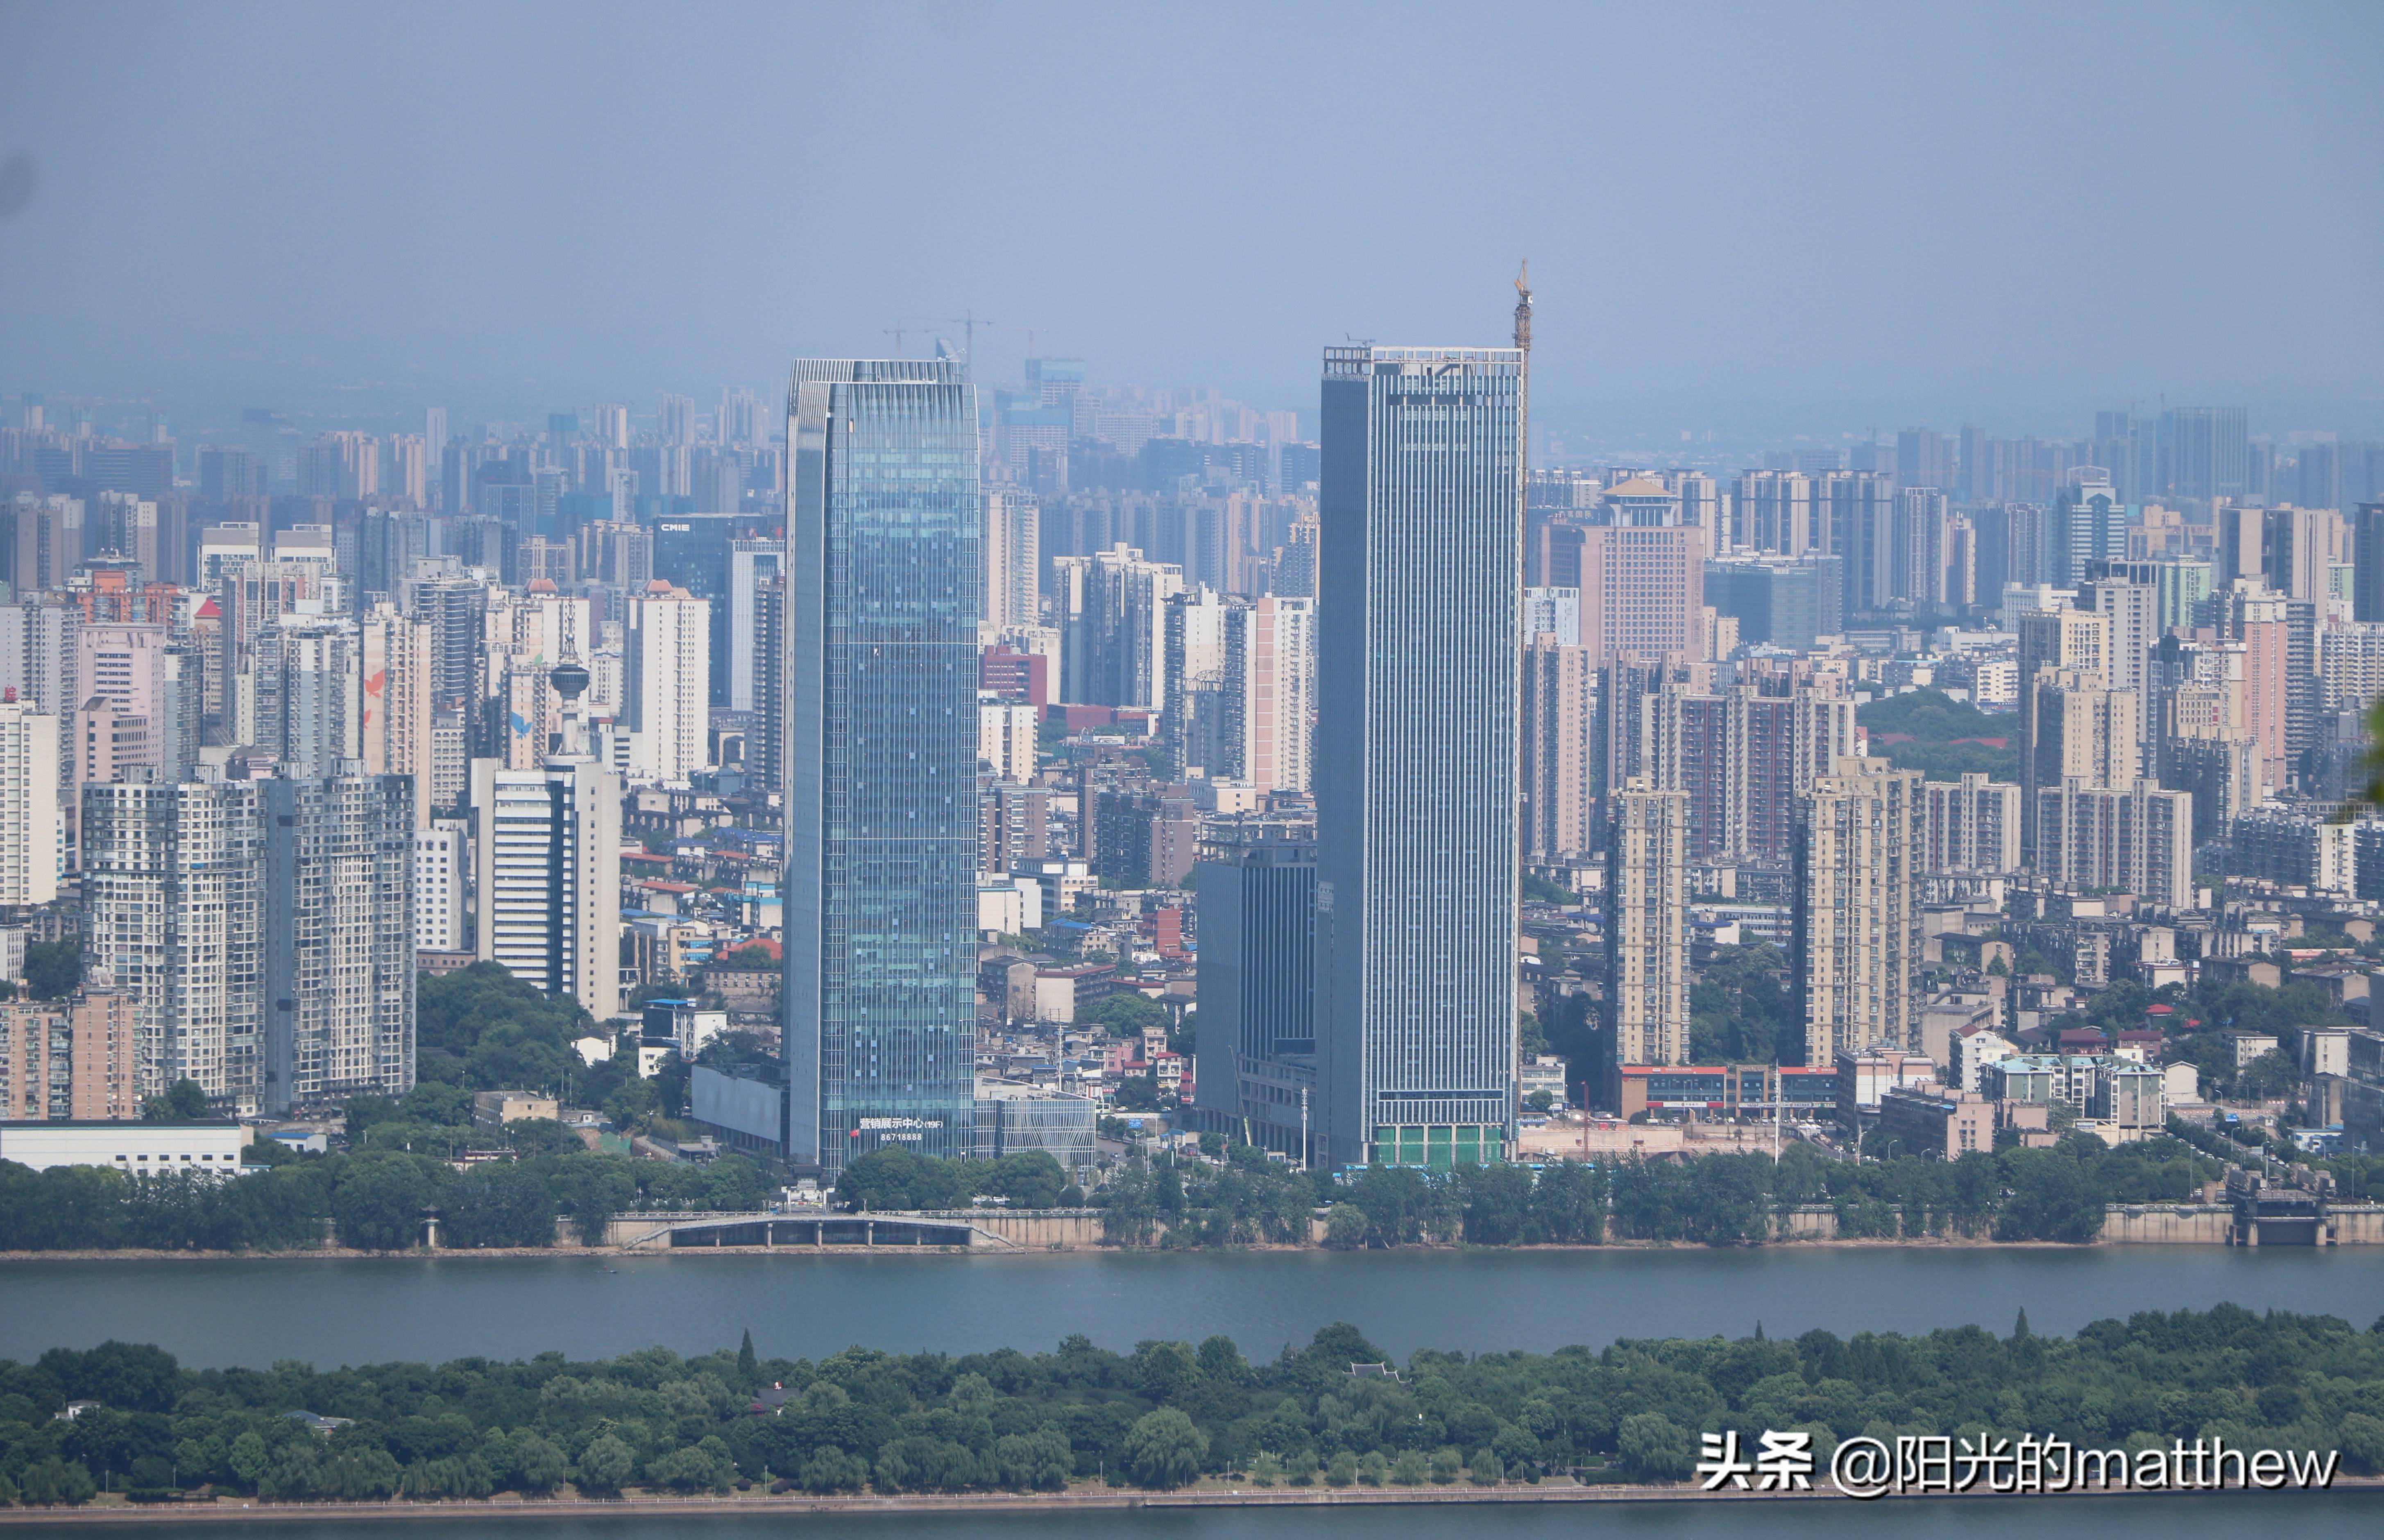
[{"x1": 603, "y1": 1209, "x2": 1108, "y2": 1252}]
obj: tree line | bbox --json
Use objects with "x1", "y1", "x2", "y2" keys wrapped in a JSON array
[
  {"x1": 0, "y1": 1140, "x2": 776, "y2": 1253},
  {"x1": 1081, "y1": 1130, "x2": 2216, "y2": 1248},
  {"x1": 0, "y1": 1306, "x2": 2375, "y2": 1506},
  {"x1": 0, "y1": 1126, "x2": 2221, "y2": 1253}
]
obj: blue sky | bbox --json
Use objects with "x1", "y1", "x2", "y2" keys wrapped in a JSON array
[{"x1": 1, "y1": 1, "x2": 2378, "y2": 441}]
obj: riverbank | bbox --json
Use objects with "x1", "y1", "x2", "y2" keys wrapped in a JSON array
[{"x1": 5, "y1": 1477, "x2": 2378, "y2": 1525}]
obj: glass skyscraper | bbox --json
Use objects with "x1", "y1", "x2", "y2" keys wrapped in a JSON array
[
  {"x1": 1314, "y1": 344, "x2": 1523, "y2": 1169},
  {"x1": 783, "y1": 360, "x2": 981, "y2": 1172}
]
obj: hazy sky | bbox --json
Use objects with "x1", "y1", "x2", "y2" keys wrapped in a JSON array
[{"x1": 2, "y1": 0, "x2": 2379, "y2": 442}]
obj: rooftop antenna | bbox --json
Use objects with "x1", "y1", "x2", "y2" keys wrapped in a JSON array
[{"x1": 1514, "y1": 260, "x2": 1533, "y2": 475}]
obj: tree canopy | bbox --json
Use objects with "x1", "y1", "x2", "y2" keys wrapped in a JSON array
[{"x1": 0, "y1": 1308, "x2": 2371, "y2": 1506}]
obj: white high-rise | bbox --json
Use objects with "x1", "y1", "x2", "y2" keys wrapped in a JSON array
[
  {"x1": 726, "y1": 540, "x2": 784, "y2": 711},
  {"x1": 983, "y1": 488, "x2": 1041, "y2": 634},
  {"x1": 412, "y1": 823, "x2": 465, "y2": 952},
  {"x1": 625, "y1": 586, "x2": 711, "y2": 781},
  {"x1": 0, "y1": 702, "x2": 61, "y2": 905},
  {"x1": 470, "y1": 757, "x2": 622, "y2": 1019}
]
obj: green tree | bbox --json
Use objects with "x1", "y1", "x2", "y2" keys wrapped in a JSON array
[
  {"x1": 1322, "y1": 1203, "x2": 1368, "y2": 1249},
  {"x1": 1123, "y1": 1408, "x2": 1209, "y2": 1489},
  {"x1": 331, "y1": 1159, "x2": 437, "y2": 1250},
  {"x1": 143, "y1": 1078, "x2": 211, "y2": 1121},
  {"x1": 1615, "y1": 1413, "x2": 1695, "y2": 1481},
  {"x1": 513, "y1": 1433, "x2": 569, "y2": 1495},
  {"x1": 22, "y1": 940, "x2": 82, "y2": 1000},
  {"x1": 574, "y1": 1434, "x2": 636, "y2": 1496},
  {"x1": 1079, "y1": 990, "x2": 1169, "y2": 1037}
]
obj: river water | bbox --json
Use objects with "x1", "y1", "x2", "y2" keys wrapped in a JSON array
[
  {"x1": 0, "y1": 1494, "x2": 2373, "y2": 1539},
  {"x1": 1, "y1": 1246, "x2": 2376, "y2": 1370}
]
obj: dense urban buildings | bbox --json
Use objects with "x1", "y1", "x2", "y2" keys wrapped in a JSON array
[{"x1": 2, "y1": 345, "x2": 2380, "y2": 1171}]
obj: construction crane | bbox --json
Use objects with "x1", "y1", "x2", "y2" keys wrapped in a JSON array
[{"x1": 896, "y1": 310, "x2": 995, "y2": 376}]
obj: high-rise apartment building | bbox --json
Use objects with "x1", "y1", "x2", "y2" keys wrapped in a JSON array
[
  {"x1": 82, "y1": 769, "x2": 414, "y2": 1114},
  {"x1": 725, "y1": 540, "x2": 784, "y2": 712},
  {"x1": 1221, "y1": 595, "x2": 1314, "y2": 793},
  {"x1": 1314, "y1": 344, "x2": 1521, "y2": 1170},
  {"x1": 1604, "y1": 777, "x2": 1691, "y2": 1067},
  {"x1": 82, "y1": 777, "x2": 265, "y2": 1106},
  {"x1": 2033, "y1": 779, "x2": 2195, "y2": 910},
  {"x1": 1054, "y1": 543, "x2": 1182, "y2": 709},
  {"x1": 0, "y1": 701, "x2": 61, "y2": 905},
  {"x1": 1923, "y1": 774, "x2": 2022, "y2": 876},
  {"x1": 412, "y1": 823, "x2": 464, "y2": 952},
  {"x1": 2017, "y1": 607, "x2": 2110, "y2": 855},
  {"x1": 469, "y1": 757, "x2": 621, "y2": 1020},
  {"x1": 261, "y1": 773, "x2": 414, "y2": 1110},
  {"x1": 1522, "y1": 634, "x2": 1596, "y2": 863},
  {"x1": 0, "y1": 600, "x2": 77, "y2": 714},
  {"x1": 363, "y1": 602, "x2": 435, "y2": 827},
  {"x1": 0, "y1": 992, "x2": 136, "y2": 1120},
  {"x1": 983, "y1": 488, "x2": 1040, "y2": 634},
  {"x1": 1190, "y1": 818, "x2": 1319, "y2": 1160},
  {"x1": 625, "y1": 584, "x2": 711, "y2": 781},
  {"x1": 1793, "y1": 756, "x2": 1922, "y2": 1065},
  {"x1": 783, "y1": 359, "x2": 981, "y2": 1172}
]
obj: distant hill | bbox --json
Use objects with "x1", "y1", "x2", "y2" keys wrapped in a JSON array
[{"x1": 1857, "y1": 688, "x2": 2019, "y2": 782}]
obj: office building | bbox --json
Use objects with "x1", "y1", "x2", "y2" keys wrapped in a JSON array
[
  {"x1": 0, "y1": 701, "x2": 60, "y2": 905},
  {"x1": 2158, "y1": 407, "x2": 2249, "y2": 502},
  {"x1": 625, "y1": 584, "x2": 711, "y2": 781},
  {"x1": 1605, "y1": 777, "x2": 1691, "y2": 1066},
  {"x1": 1703, "y1": 554, "x2": 1843, "y2": 650},
  {"x1": 2354, "y1": 505, "x2": 2384, "y2": 624},
  {"x1": 1578, "y1": 523, "x2": 1702, "y2": 659},
  {"x1": 469, "y1": 757, "x2": 622, "y2": 1020},
  {"x1": 1522, "y1": 634, "x2": 1596, "y2": 863},
  {"x1": 1924, "y1": 774, "x2": 2022, "y2": 876},
  {"x1": 1793, "y1": 757, "x2": 1922, "y2": 1064},
  {"x1": 1523, "y1": 586, "x2": 1581, "y2": 645},
  {"x1": 1314, "y1": 344, "x2": 1521, "y2": 1169},
  {"x1": 1191, "y1": 818, "x2": 1319, "y2": 1159},
  {"x1": 261, "y1": 772, "x2": 414, "y2": 1112},
  {"x1": 2051, "y1": 471, "x2": 2126, "y2": 585},
  {"x1": 0, "y1": 992, "x2": 136, "y2": 1120},
  {"x1": 783, "y1": 358, "x2": 981, "y2": 1172}
]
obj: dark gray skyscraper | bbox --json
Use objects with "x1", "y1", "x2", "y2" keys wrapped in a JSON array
[
  {"x1": 783, "y1": 359, "x2": 980, "y2": 1172},
  {"x1": 1314, "y1": 344, "x2": 1522, "y2": 1170}
]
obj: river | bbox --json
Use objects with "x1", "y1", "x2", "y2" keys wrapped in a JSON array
[
  {"x1": 0, "y1": 1494, "x2": 2373, "y2": 1539},
  {"x1": 1, "y1": 1246, "x2": 2375, "y2": 1370}
]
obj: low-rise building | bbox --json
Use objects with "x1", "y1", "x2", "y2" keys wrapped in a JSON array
[
  {"x1": 2093, "y1": 1060, "x2": 2166, "y2": 1130},
  {"x1": 0, "y1": 1119, "x2": 245, "y2": 1173},
  {"x1": 0, "y1": 991, "x2": 137, "y2": 1121},
  {"x1": 1875, "y1": 1082, "x2": 1995, "y2": 1159},
  {"x1": 472, "y1": 1091, "x2": 558, "y2": 1130}
]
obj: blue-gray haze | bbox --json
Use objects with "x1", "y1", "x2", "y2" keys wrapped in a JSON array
[{"x1": 0, "y1": 1, "x2": 2379, "y2": 439}]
